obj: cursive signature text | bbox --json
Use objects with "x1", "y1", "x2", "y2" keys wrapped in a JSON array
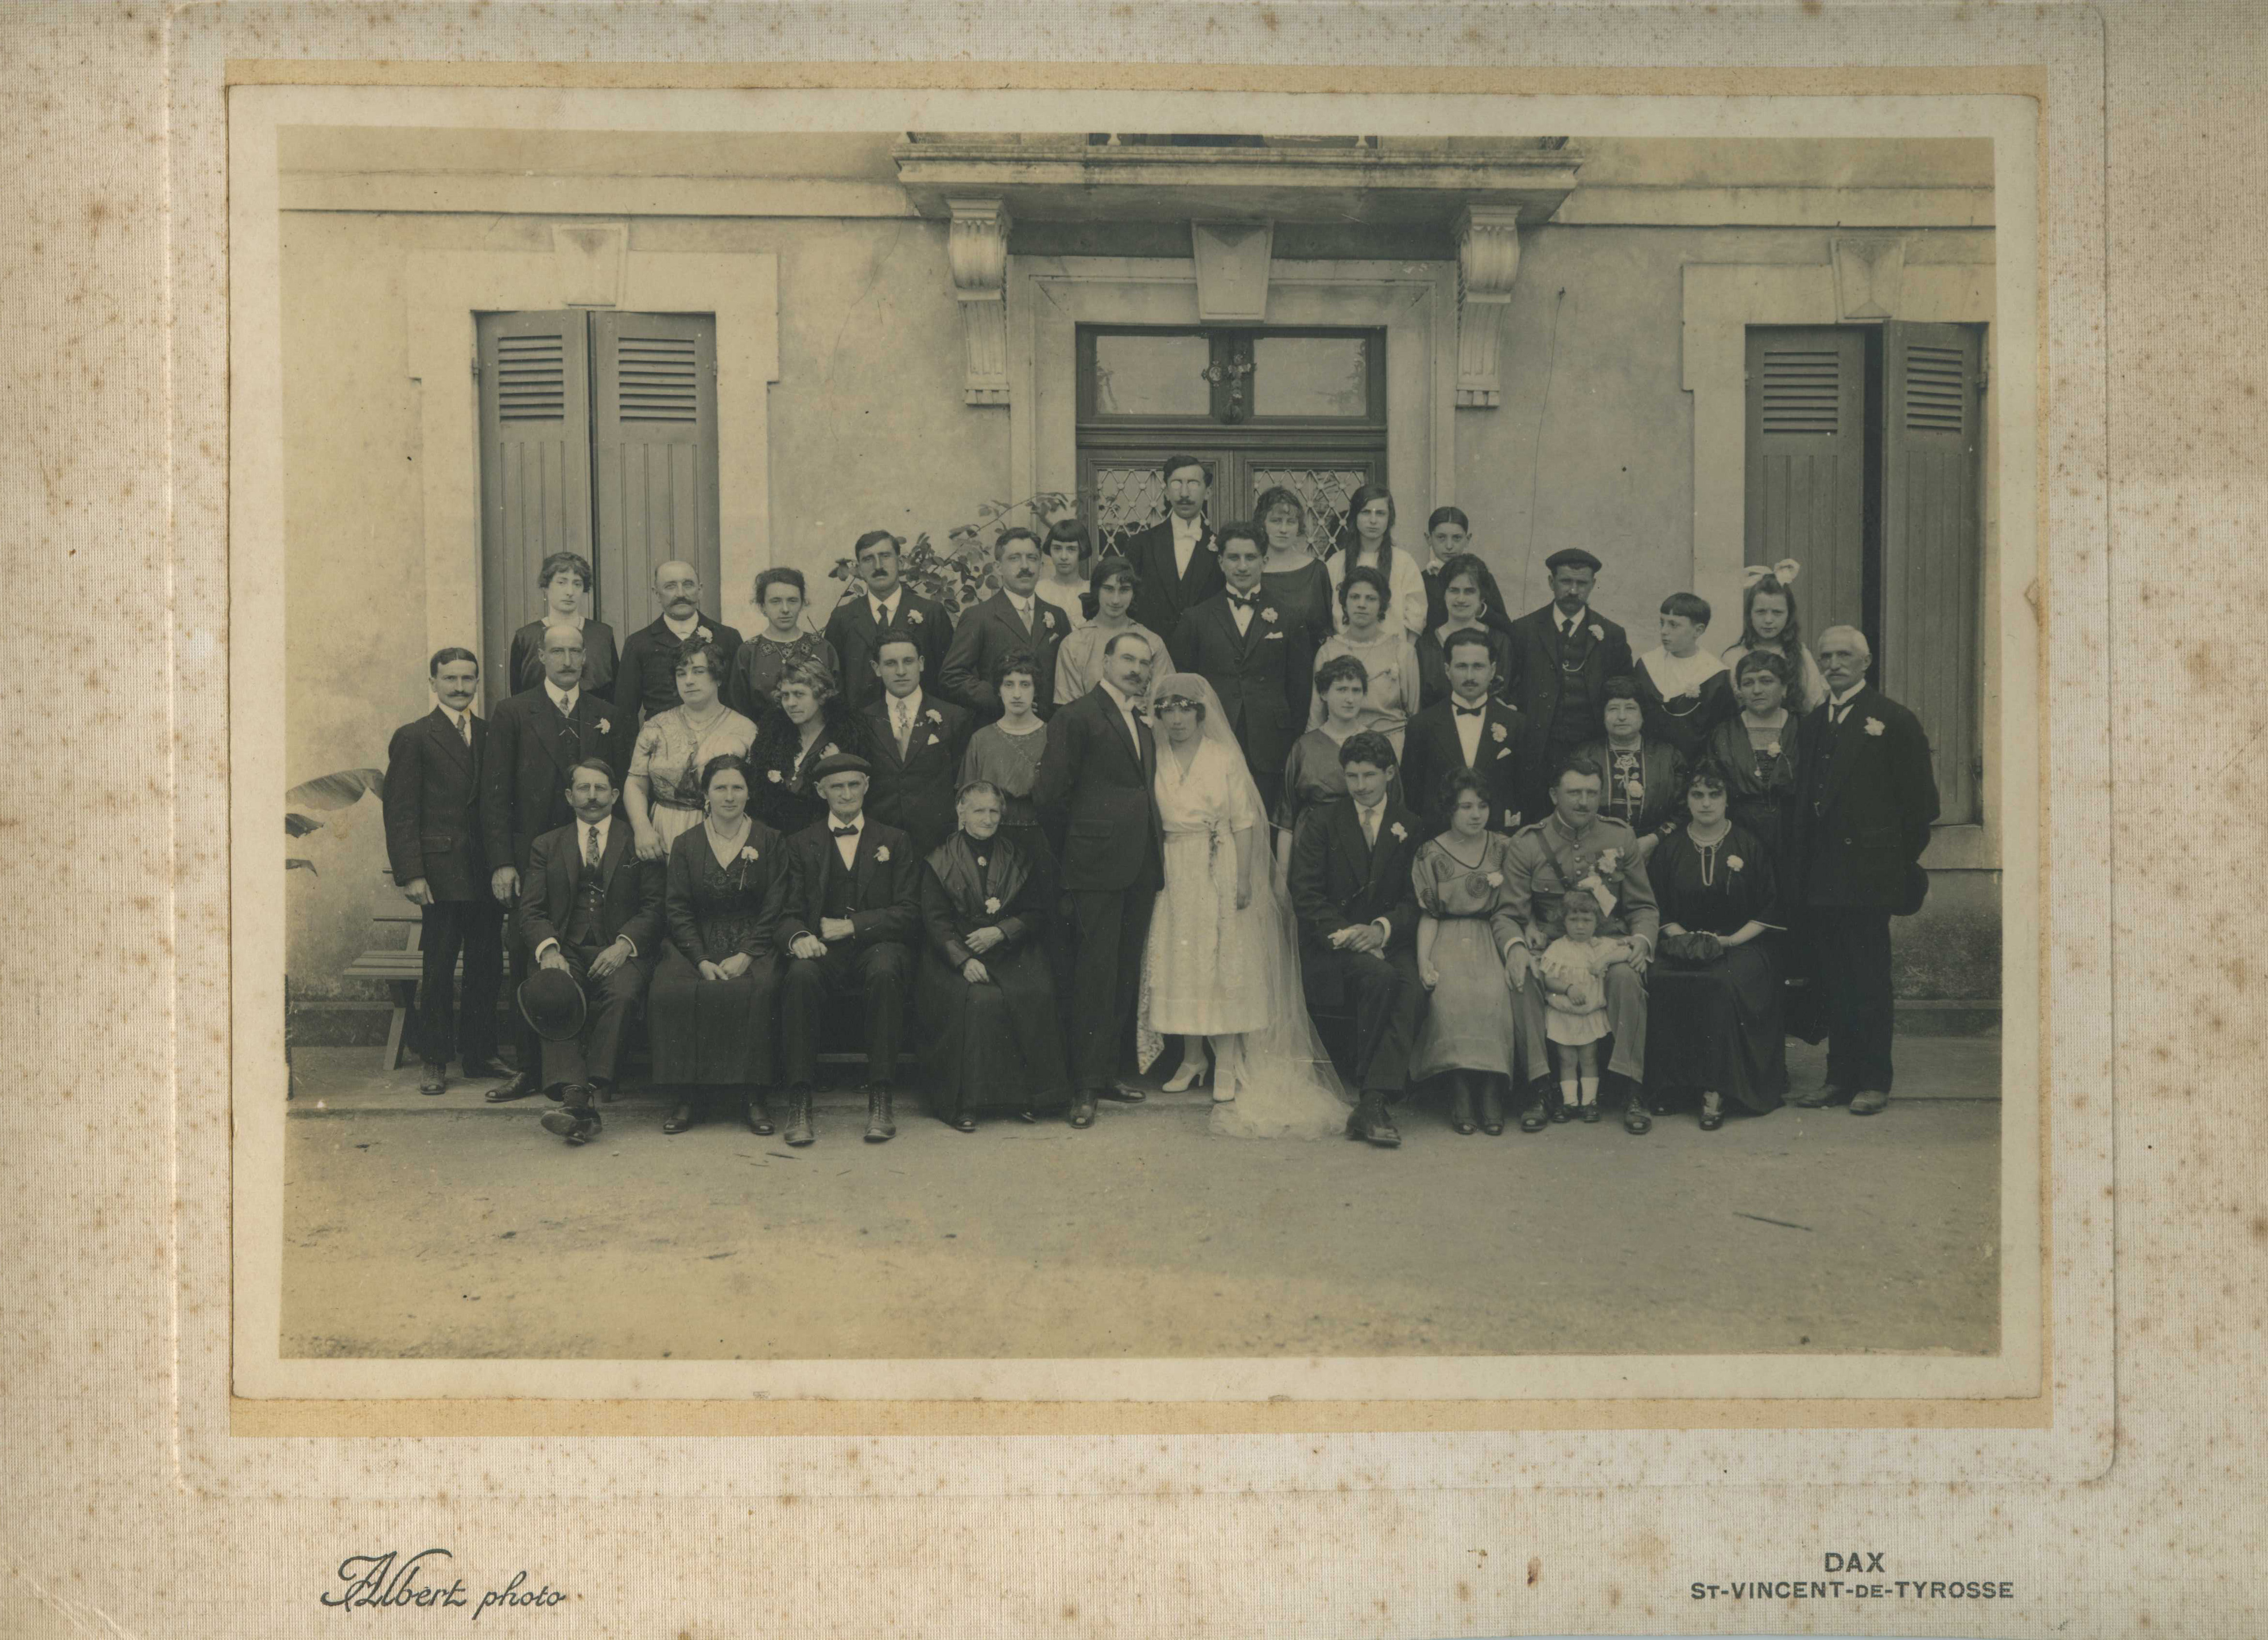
[{"x1": 320, "y1": 1550, "x2": 568, "y2": 1620}]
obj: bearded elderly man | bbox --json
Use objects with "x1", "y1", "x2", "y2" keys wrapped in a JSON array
[{"x1": 1502, "y1": 755, "x2": 1661, "y2": 1135}]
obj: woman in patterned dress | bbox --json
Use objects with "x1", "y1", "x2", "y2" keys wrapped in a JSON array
[
  {"x1": 1054, "y1": 554, "x2": 1164, "y2": 716},
  {"x1": 626, "y1": 641, "x2": 760, "y2": 860},
  {"x1": 1409, "y1": 770, "x2": 1527, "y2": 1135}
]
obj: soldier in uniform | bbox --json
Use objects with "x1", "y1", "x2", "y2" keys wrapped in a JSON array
[
  {"x1": 1501, "y1": 754, "x2": 1661, "y2": 1135},
  {"x1": 1502, "y1": 547, "x2": 1635, "y2": 826}
]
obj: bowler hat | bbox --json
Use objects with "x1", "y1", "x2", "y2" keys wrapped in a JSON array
[
  {"x1": 517, "y1": 965, "x2": 587, "y2": 1042},
  {"x1": 810, "y1": 750, "x2": 872, "y2": 784},
  {"x1": 1544, "y1": 547, "x2": 1604, "y2": 573},
  {"x1": 1895, "y1": 861, "x2": 1931, "y2": 918}
]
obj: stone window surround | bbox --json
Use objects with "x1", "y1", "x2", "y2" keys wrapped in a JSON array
[
  {"x1": 1681, "y1": 250, "x2": 1999, "y2": 870},
  {"x1": 402, "y1": 234, "x2": 780, "y2": 662}
]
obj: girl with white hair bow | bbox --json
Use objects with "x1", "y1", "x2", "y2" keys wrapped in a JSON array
[{"x1": 1721, "y1": 558, "x2": 1830, "y2": 715}]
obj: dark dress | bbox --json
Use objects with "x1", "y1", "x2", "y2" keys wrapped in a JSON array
[
  {"x1": 916, "y1": 831, "x2": 1070, "y2": 1120},
  {"x1": 750, "y1": 709, "x2": 852, "y2": 839},
  {"x1": 1262, "y1": 557, "x2": 1335, "y2": 649},
  {"x1": 1643, "y1": 823, "x2": 1787, "y2": 1114},
  {"x1": 648, "y1": 820, "x2": 792, "y2": 1094},
  {"x1": 1702, "y1": 711, "x2": 1803, "y2": 869}
]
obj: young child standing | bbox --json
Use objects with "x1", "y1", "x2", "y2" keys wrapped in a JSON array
[
  {"x1": 1635, "y1": 590, "x2": 1732, "y2": 764},
  {"x1": 1539, "y1": 891, "x2": 1630, "y2": 1122}
]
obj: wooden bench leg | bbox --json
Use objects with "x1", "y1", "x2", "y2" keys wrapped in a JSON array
[{"x1": 383, "y1": 980, "x2": 415, "y2": 1071}]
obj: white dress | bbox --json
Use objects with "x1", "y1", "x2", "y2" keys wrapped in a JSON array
[{"x1": 1142, "y1": 738, "x2": 1271, "y2": 1035}]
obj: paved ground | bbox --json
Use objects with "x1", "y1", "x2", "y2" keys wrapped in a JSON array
[{"x1": 279, "y1": 1037, "x2": 2002, "y2": 1361}]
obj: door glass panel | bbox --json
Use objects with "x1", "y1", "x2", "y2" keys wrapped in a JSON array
[
  {"x1": 1089, "y1": 464, "x2": 1170, "y2": 558},
  {"x1": 1252, "y1": 336, "x2": 1369, "y2": 418},
  {"x1": 1092, "y1": 334, "x2": 1212, "y2": 416},
  {"x1": 1249, "y1": 465, "x2": 1370, "y2": 555}
]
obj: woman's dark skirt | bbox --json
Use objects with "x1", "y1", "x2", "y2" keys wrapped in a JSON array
[
  {"x1": 1643, "y1": 940, "x2": 1787, "y2": 1114},
  {"x1": 916, "y1": 944, "x2": 1070, "y2": 1121},
  {"x1": 647, "y1": 950, "x2": 781, "y2": 1093}
]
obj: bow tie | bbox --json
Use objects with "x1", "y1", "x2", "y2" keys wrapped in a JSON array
[
  {"x1": 1227, "y1": 591, "x2": 1258, "y2": 609},
  {"x1": 831, "y1": 823, "x2": 860, "y2": 837},
  {"x1": 1454, "y1": 703, "x2": 1488, "y2": 718}
]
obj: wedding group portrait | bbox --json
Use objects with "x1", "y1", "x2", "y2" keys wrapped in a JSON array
[{"x1": 270, "y1": 118, "x2": 2011, "y2": 1368}]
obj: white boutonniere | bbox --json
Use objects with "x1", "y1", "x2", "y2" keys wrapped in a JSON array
[
  {"x1": 906, "y1": 609, "x2": 924, "y2": 625},
  {"x1": 1726, "y1": 855, "x2": 1744, "y2": 873},
  {"x1": 596, "y1": 717, "x2": 611, "y2": 736},
  {"x1": 1261, "y1": 607, "x2": 1278, "y2": 624},
  {"x1": 695, "y1": 626, "x2": 712, "y2": 643},
  {"x1": 767, "y1": 768, "x2": 784, "y2": 784},
  {"x1": 823, "y1": 743, "x2": 840, "y2": 756},
  {"x1": 1588, "y1": 623, "x2": 1604, "y2": 642},
  {"x1": 1390, "y1": 821, "x2": 1408, "y2": 842},
  {"x1": 983, "y1": 895, "x2": 1001, "y2": 914},
  {"x1": 1041, "y1": 609, "x2": 1058, "y2": 630},
  {"x1": 1595, "y1": 846, "x2": 1624, "y2": 877},
  {"x1": 924, "y1": 708, "x2": 943, "y2": 725},
  {"x1": 1763, "y1": 740, "x2": 1782, "y2": 758},
  {"x1": 1490, "y1": 722, "x2": 1508, "y2": 743},
  {"x1": 739, "y1": 845, "x2": 761, "y2": 863},
  {"x1": 1864, "y1": 717, "x2": 1886, "y2": 736},
  {"x1": 1485, "y1": 870, "x2": 1504, "y2": 888},
  {"x1": 874, "y1": 846, "x2": 890, "y2": 863}
]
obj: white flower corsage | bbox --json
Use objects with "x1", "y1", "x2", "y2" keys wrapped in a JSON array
[
  {"x1": 1864, "y1": 717, "x2": 1886, "y2": 737},
  {"x1": 983, "y1": 896, "x2": 1001, "y2": 914},
  {"x1": 1041, "y1": 610, "x2": 1058, "y2": 630},
  {"x1": 1491, "y1": 723, "x2": 1508, "y2": 742},
  {"x1": 1763, "y1": 740, "x2": 1782, "y2": 758},
  {"x1": 739, "y1": 845, "x2": 761, "y2": 863},
  {"x1": 767, "y1": 768, "x2": 784, "y2": 784},
  {"x1": 907, "y1": 609, "x2": 924, "y2": 625},
  {"x1": 696, "y1": 626, "x2": 712, "y2": 642},
  {"x1": 823, "y1": 743, "x2": 840, "y2": 756},
  {"x1": 596, "y1": 717, "x2": 611, "y2": 736},
  {"x1": 1588, "y1": 624, "x2": 1604, "y2": 642},
  {"x1": 1726, "y1": 855, "x2": 1744, "y2": 873},
  {"x1": 924, "y1": 708, "x2": 943, "y2": 725},
  {"x1": 874, "y1": 846, "x2": 890, "y2": 862},
  {"x1": 1485, "y1": 870, "x2": 1504, "y2": 888},
  {"x1": 1261, "y1": 607, "x2": 1279, "y2": 624},
  {"x1": 1595, "y1": 846, "x2": 1623, "y2": 876},
  {"x1": 1390, "y1": 821, "x2": 1408, "y2": 842}
]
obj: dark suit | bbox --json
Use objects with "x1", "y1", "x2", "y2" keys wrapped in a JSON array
[
  {"x1": 857, "y1": 691, "x2": 973, "y2": 859},
  {"x1": 1033, "y1": 684, "x2": 1164, "y2": 1089},
  {"x1": 382, "y1": 706, "x2": 503, "y2": 1067},
  {"x1": 939, "y1": 589, "x2": 1069, "y2": 720},
  {"x1": 1287, "y1": 797, "x2": 1426, "y2": 1095},
  {"x1": 1168, "y1": 589, "x2": 1313, "y2": 820},
  {"x1": 1124, "y1": 516, "x2": 1223, "y2": 639},
  {"x1": 1503, "y1": 603, "x2": 1635, "y2": 822},
  {"x1": 614, "y1": 614, "x2": 746, "y2": 725},
  {"x1": 517, "y1": 818, "x2": 664, "y2": 1091},
  {"x1": 508, "y1": 618, "x2": 618, "y2": 700},
  {"x1": 1793, "y1": 685, "x2": 1940, "y2": 1094},
  {"x1": 823, "y1": 590, "x2": 954, "y2": 718},
  {"x1": 777, "y1": 816, "x2": 922, "y2": 1088},
  {"x1": 480, "y1": 684, "x2": 626, "y2": 1074},
  {"x1": 1400, "y1": 696, "x2": 1528, "y2": 835}
]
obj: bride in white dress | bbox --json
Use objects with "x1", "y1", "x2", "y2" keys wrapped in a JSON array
[{"x1": 1137, "y1": 673, "x2": 1352, "y2": 1139}]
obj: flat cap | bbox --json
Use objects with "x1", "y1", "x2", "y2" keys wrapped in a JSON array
[
  {"x1": 810, "y1": 751, "x2": 872, "y2": 784},
  {"x1": 1544, "y1": 547, "x2": 1604, "y2": 573}
]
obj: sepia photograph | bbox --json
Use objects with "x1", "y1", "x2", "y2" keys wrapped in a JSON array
[{"x1": 236, "y1": 85, "x2": 2035, "y2": 1402}]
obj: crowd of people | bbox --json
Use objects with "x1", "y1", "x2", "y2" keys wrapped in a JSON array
[{"x1": 380, "y1": 454, "x2": 1943, "y2": 1150}]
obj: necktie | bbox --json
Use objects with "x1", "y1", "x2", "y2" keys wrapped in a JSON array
[
  {"x1": 459, "y1": 713, "x2": 472, "y2": 746},
  {"x1": 1361, "y1": 807, "x2": 1379, "y2": 847},
  {"x1": 894, "y1": 701, "x2": 912, "y2": 755},
  {"x1": 585, "y1": 825, "x2": 602, "y2": 871},
  {"x1": 873, "y1": 600, "x2": 890, "y2": 627},
  {"x1": 1015, "y1": 599, "x2": 1033, "y2": 633},
  {"x1": 1562, "y1": 616, "x2": 1579, "y2": 643}
]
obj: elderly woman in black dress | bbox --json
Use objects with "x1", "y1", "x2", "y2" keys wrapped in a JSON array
[
  {"x1": 1641, "y1": 757, "x2": 1788, "y2": 1129},
  {"x1": 1698, "y1": 647, "x2": 1803, "y2": 868},
  {"x1": 649, "y1": 753, "x2": 794, "y2": 1136},
  {"x1": 749, "y1": 657, "x2": 851, "y2": 839},
  {"x1": 916, "y1": 780, "x2": 1070, "y2": 1130}
]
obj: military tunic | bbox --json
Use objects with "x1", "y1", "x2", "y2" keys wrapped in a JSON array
[{"x1": 1501, "y1": 812, "x2": 1659, "y2": 1088}]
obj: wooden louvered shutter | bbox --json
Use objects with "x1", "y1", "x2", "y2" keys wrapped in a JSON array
[
  {"x1": 477, "y1": 310, "x2": 593, "y2": 705},
  {"x1": 1744, "y1": 328, "x2": 1866, "y2": 641},
  {"x1": 591, "y1": 311, "x2": 721, "y2": 637},
  {"x1": 1880, "y1": 320, "x2": 1984, "y2": 825}
]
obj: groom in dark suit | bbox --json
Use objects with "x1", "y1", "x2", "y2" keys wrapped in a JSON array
[
  {"x1": 1033, "y1": 629, "x2": 1163, "y2": 1128},
  {"x1": 1123, "y1": 454, "x2": 1223, "y2": 639},
  {"x1": 1791, "y1": 625, "x2": 1940, "y2": 1116},
  {"x1": 1167, "y1": 521, "x2": 1312, "y2": 821},
  {"x1": 1400, "y1": 630, "x2": 1527, "y2": 833},
  {"x1": 1287, "y1": 731, "x2": 1427, "y2": 1147},
  {"x1": 479, "y1": 622, "x2": 624, "y2": 1100},
  {"x1": 382, "y1": 647, "x2": 508, "y2": 1094}
]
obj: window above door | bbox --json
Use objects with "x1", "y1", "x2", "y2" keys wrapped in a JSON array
[{"x1": 1077, "y1": 326, "x2": 1386, "y2": 428}]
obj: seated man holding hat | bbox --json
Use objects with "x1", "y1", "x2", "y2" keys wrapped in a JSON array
[
  {"x1": 776, "y1": 750, "x2": 923, "y2": 1146},
  {"x1": 517, "y1": 757, "x2": 666, "y2": 1146}
]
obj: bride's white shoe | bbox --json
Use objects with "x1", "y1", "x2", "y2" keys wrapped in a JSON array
[{"x1": 1161, "y1": 1053, "x2": 1211, "y2": 1094}]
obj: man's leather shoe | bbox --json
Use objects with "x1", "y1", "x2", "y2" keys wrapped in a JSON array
[
  {"x1": 1099, "y1": 1082, "x2": 1147, "y2": 1103},
  {"x1": 1790, "y1": 1084, "x2": 1840, "y2": 1109},
  {"x1": 485, "y1": 1069, "x2": 539, "y2": 1103},
  {"x1": 1848, "y1": 1088, "x2": 1889, "y2": 1115},
  {"x1": 418, "y1": 1061, "x2": 447, "y2": 1096},
  {"x1": 1068, "y1": 1091, "x2": 1097, "y2": 1128},
  {"x1": 662, "y1": 1102, "x2": 697, "y2": 1134},
  {"x1": 540, "y1": 1104, "x2": 600, "y2": 1144},
  {"x1": 745, "y1": 1091, "x2": 775, "y2": 1136},
  {"x1": 1478, "y1": 1080, "x2": 1506, "y2": 1136},
  {"x1": 1447, "y1": 1080, "x2": 1476, "y2": 1135},
  {"x1": 460, "y1": 1057, "x2": 511, "y2": 1081},
  {"x1": 1621, "y1": 1089, "x2": 1652, "y2": 1135},
  {"x1": 951, "y1": 1115, "x2": 978, "y2": 1133},
  {"x1": 1519, "y1": 1087, "x2": 1551, "y2": 1133},
  {"x1": 863, "y1": 1084, "x2": 897, "y2": 1143},
  {"x1": 783, "y1": 1085, "x2": 816, "y2": 1146},
  {"x1": 1355, "y1": 1094, "x2": 1401, "y2": 1148}
]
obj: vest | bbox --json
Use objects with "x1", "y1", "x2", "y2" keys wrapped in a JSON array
[
  {"x1": 1550, "y1": 619, "x2": 1599, "y2": 746},
  {"x1": 821, "y1": 837, "x2": 858, "y2": 921},
  {"x1": 565, "y1": 843, "x2": 607, "y2": 946}
]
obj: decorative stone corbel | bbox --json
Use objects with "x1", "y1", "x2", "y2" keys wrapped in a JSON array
[
  {"x1": 947, "y1": 198, "x2": 1013, "y2": 405},
  {"x1": 1832, "y1": 235, "x2": 1907, "y2": 322},
  {"x1": 1455, "y1": 205, "x2": 1522, "y2": 407},
  {"x1": 553, "y1": 223, "x2": 627, "y2": 308},
  {"x1": 1190, "y1": 219, "x2": 1274, "y2": 322}
]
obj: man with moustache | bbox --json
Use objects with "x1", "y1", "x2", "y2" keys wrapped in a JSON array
[
  {"x1": 1790, "y1": 625, "x2": 1940, "y2": 1117},
  {"x1": 825, "y1": 530, "x2": 955, "y2": 717},
  {"x1": 614, "y1": 559, "x2": 746, "y2": 727},
  {"x1": 1123, "y1": 454, "x2": 1223, "y2": 638},
  {"x1": 940, "y1": 527, "x2": 1069, "y2": 721},
  {"x1": 479, "y1": 623, "x2": 624, "y2": 1101},
  {"x1": 1166, "y1": 520, "x2": 1313, "y2": 820},
  {"x1": 1503, "y1": 547, "x2": 1634, "y2": 825},
  {"x1": 1033, "y1": 630, "x2": 1164, "y2": 1128},
  {"x1": 1399, "y1": 630, "x2": 1526, "y2": 834},
  {"x1": 381, "y1": 647, "x2": 509, "y2": 1095}
]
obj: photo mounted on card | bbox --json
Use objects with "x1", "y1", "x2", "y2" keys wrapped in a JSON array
[{"x1": 207, "y1": 61, "x2": 2097, "y2": 1479}]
